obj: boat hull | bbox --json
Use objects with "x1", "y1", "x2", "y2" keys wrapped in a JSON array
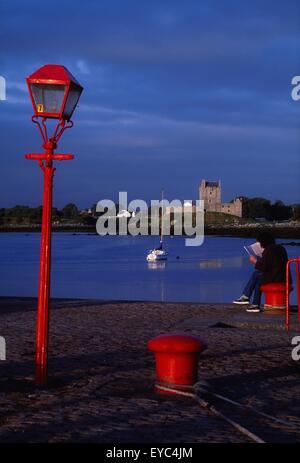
[{"x1": 146, "y1": 250, "x2": 168, "y2": 262}]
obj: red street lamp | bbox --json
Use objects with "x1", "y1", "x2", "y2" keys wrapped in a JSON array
[{"x1": 25, "y1": 64, "x2": 83, "y2": 387}]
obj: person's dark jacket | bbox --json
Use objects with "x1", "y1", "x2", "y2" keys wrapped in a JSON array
[{"x1": 255, "y1": 244, "x2": 291, "y2": 285}]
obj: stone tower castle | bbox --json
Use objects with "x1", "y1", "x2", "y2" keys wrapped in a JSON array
[
  {"x1": 199, "y1": 180, "x2": 243, "y2": 217},
  {"x1": 199, "y1": 180, "x2": 221, "y2": 212}
]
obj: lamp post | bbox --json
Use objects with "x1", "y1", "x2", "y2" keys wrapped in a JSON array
[{"x1": 25, "y1": 64, "x2": 83, "y2": 386}]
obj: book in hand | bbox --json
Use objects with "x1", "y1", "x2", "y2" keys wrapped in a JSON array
[{"x1": 244, "y1": 242, "x2": 263, "y2": 258}]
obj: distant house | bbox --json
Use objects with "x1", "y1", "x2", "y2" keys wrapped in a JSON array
[
  {"x1": 79, "y1": 208, "x2": 92, "y2": 215},
  {"x1": 183, "y1": 201, "x2": 193, "y2": 208},
  {"x1": 117, "y1": 209, "x2": 132, "y2": 218}
]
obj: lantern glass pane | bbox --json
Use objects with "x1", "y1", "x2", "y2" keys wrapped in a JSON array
[
  {"x1": 30, "y1": 83, "x2": 66, "y2": 115},
  {"x1": 63, "y1": 87, "x2": 82, "y2": 119}
]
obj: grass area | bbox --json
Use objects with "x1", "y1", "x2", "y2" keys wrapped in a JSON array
[{"x1": 204, "y1": 211, "x2": 254, "y2": 225}]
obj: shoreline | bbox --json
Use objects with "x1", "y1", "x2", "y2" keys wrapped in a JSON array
[
  {"x1": 0, "y1": 294, "x2": 299, "y2": 307},
  {"x1": 0, "y1": 225, "x2": 300, "y2": 239}
]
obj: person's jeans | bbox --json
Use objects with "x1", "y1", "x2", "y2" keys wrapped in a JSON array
[{"x1": 242, "y1": 270, "x2": 263, "y2": 306}]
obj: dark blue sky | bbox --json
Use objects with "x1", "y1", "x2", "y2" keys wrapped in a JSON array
[{"x1": 1, "y1": 0, "x2": 300, "y2": 208}]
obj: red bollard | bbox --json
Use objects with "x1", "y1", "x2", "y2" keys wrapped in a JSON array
[
  {"x1": 261, "y1": 283, "x2": 293, "y2": 310},
  {"x1": 286, "y1": 258, "x2": 300, "y2": 330},
  {"x1": 148, "y1": 333, "x2": 207, "y2": 393}
]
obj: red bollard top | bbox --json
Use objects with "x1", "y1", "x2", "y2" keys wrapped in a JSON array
[
  {"x1": 261, "y1": 283, "x2": 293, "y2": 291},
  {"x1": 148, "y1": 333, "x2": 207, "y2": 354}
]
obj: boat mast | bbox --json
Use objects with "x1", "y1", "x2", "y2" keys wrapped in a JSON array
[{"x1": 160, "y1": 189, "x2": 164, "y2": 244}]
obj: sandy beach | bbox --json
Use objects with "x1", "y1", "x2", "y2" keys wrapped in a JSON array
[{"x1": 0, "y1": 297, "x2": 300, "y2": 443}]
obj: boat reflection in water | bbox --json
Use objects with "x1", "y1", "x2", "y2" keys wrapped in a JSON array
[
  {"x1": 147, "y1": 261, "x2": 166, "y2": 270},
  {"x1": 147, "y1": 261, "x2": 166, "y2": 301}
]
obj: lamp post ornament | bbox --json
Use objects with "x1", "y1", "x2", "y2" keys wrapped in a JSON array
[{"x1": 25, "y1": 64, "x2": 83, "y2": 386}]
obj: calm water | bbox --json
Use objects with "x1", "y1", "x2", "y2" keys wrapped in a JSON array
[{"x1": 0, "y1": 233, "x2": 298, "y2": 303}]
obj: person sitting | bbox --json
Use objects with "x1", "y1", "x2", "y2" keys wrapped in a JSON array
[{"x1": 233, "y1": 232, "x2": 290, "y2": 313}]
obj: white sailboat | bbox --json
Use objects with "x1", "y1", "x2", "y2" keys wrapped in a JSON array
[{"x1": 146, "y1": 190, "x2": 168, "y2": 262}]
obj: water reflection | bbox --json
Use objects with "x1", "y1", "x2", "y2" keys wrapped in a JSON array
[
  {"x1": 0, "y1": 234, "x2": 298, "y2": 304},
  {"x1": 147, "y1": 261, "x2": 166, "y2": 301},
  {"x1": 147, "y1": 261, "x2": 166, "y2": 270},
  {"x1": 199, "y1": 259, "x2": 223, "y2": 269},
  {"x1": 199, "y1": 256, "x2": 244, "y2": 269}
]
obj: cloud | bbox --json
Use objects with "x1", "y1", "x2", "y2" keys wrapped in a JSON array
[{"x1": 76, "y1": 60, "x2": 90, "y2": 75}]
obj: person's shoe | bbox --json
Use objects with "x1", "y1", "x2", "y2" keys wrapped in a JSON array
[
  {"x1": 246, "y1": 305, "x2": 261, "y2": 313},
  {"x1": 233, "y1": 295, "x2": 250, "y2": 305}
]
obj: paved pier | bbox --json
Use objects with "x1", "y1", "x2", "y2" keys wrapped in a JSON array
[{"x1": 0, "y1": 297, "x2": 299, "y2": 443}]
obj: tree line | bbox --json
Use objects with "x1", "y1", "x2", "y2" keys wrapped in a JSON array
[
  {"x1": 240, "y1": 197, "x2": 300, "y2": 221},
  {"x1": 0, "y1": 197, "x2": 300, "y2": 226},
  {"x1": 0, "y1": 204, "x2": 84, "y2": 226}
]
